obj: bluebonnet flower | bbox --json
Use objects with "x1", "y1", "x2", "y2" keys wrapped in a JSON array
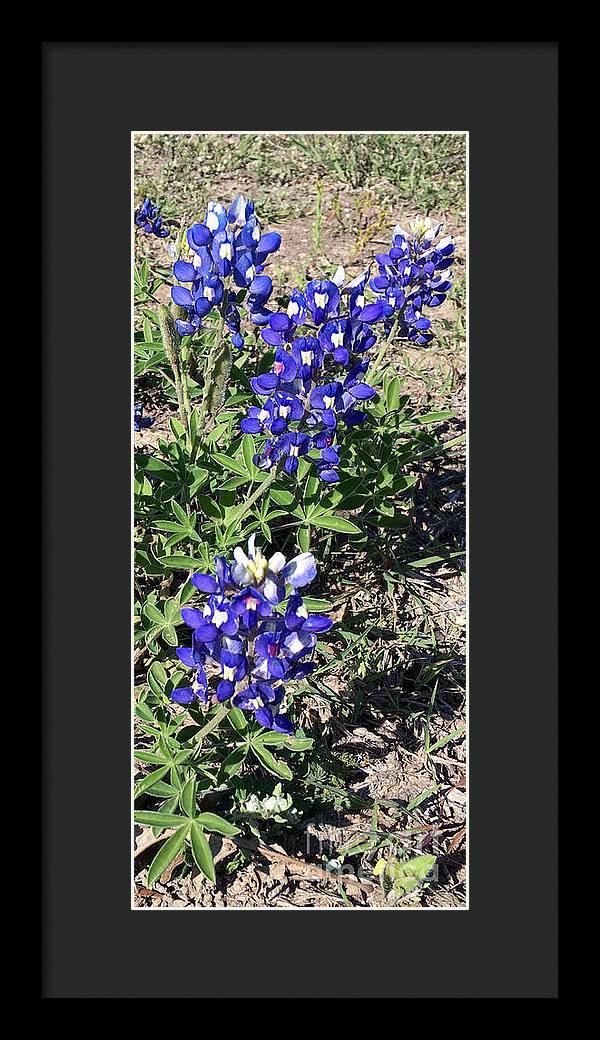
[
  {"x1": 172, "y1": 642, "x2": 209, "y2": 705},
  {"x1": 238, "y1": 215, "x2": 452, "y2": 485},
  {"x1": 250, "y1": 348, "x2": 297, "y2": 396},
  {"x1": 264, "y1": 391, "x2": 305, "y2": 434},
  {"x1": 225, "y1": 302, "x2": 244, "y2": 350},
  {"x1": 231, "y1": 587, "x2": 273, "y2": 630},
  {"x1": 171, "y1": 539, "x2": 331, "y2": 733},
  {"x1": 232, "y1": 682, "x2": 293, "y2": 734},
  {"x1": 366, "y1": 216, "x2": 455, "y2": 344},
  {"x1": 170, "y1": 194, "x2": 281, "y2": 345},
  {"x1": 261, "y1": 312, "x2": 296, "y2": 347},
  {"x1": 134, "y1": 402, "x2": 155, "y2": 431},
  {"x1": 308, "y1": 381, "x2": 345, "y2": 429},
  {"x1": 240, "y1": 401, "x2": 276, "y2": 436},
  {"x1": 254, "y1": 231, "x2": 282, "y2": 265},
  {"x1": 279, "y1": 431, "x2": 310, "y2": 475},
  {"x1": 284, "y1": 593, "x2": 333, "y2": 634},
  {"x1": 134, "y1": 197, "x2": 169, "y2": 238},
  {"x1": 290, "y1": 336, "x2": 323, "y2": 382},
  {"x1": 315, "y1": 443, "x2": 341, "y2": 483},
  {"x1": 228, "y1": 194, "x2": 254, "y2": 227},
  {"x1": 253, "y1": 436, "x2": 285, "y2": 471},
  {"x1": 231, "y1": 536, "x2": 317, "y2": 603},
  {"x1": 305, "y1": 279, "x2": 340, "y2": 326},
  {"x1": 246, "y1": 275, "x2": 274, "y2": 321},
  {"x1": 240, "y1": 264, "x2": 380, "y2": 484},
  {"x1": 216, "y1": 641, "x2": 248, "y2": 702},
  {"x1": 286, "y1": 289, "x2": 308, "y2": 327},
  {"x1": 205, "y1": 201, "x2": 228, "y2": 234},
  {"x1": 319, "y1": 318, "x2": 352, "y2": 365}
]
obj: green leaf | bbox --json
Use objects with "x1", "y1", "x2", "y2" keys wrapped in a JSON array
[
  {"x1": 218, "y1": 745, "x2": 248, "y2": 781},
  {"x1": 196, "y1": 494, "x2": 223, "y2": 520},
  {"x1": 157, "y1": 555, "x2": 201, "y2": 570},
  {"x1": 194, "y1": 812, "x2": 240, "y2": 836},
  {"x1": 302, "y1": 598, "x2": 333, "y2": 612},
  {"x1": 145, "y1": 781, "x2": 177, "y2": 797},
  {"x1": 134, "y1": 810, "x2": 186, "y2": 828},
  {"x1": 405, "y1": 784, "x2": 441, "y2": 812},
  {"x1": 135, "y1": 701, "x2": 155, "y2": 723},
  {"x1": 427, "y1": 725, "x2": 465, "y2": 753},
  {"x1": 385, "y1": 854, "x2": 436, "y2": 896},
  {"x1": 134, "y1": 765, "x2": 170, "y2": 797},
  {"x1": 212, "y1": 452, "x2": 248, "y2": 477},
  {"x1": 162, "y1": 625, "x2": 179, "y2": 647},
  {"x1": 143, "y1": 603, "x2": 164, "y2": 625},
  {"x1": 190, "y1": 822, "x2": 216, "y2": 883},
  {"x1": 242, "y1": 435, "x2": 256, "y2": 474},
  {"x1": 147, "y1": 823, "x2": 190, "y2": 887},
  {"x1": 180, "y1": 777, "x2": 197, "y2": 817},
  {"x1": 250, "y1": 743, "x2": 293, "y2": 780},
  {"x1": 153, "y1": 521, "x2": 189, "y2": 534},
  {"x1": 416, "y1": 411, "x2": 454, "y2": 425},
  {"x1": 385, "y1": 375, "x2": 402, "y2": 410},
  {"x1": 134, "y1": 750, "x2": 167, "y2": 765},
  {"x1": 285, "y1": 736, "x2": 314, "y2": 752},
  {"x1": 227, "y1": 707, "x2": 249, "y2": 733},
  {"x1": 163, "y1": 598, "x2": 181, "y2": 622},
  {"x1": 297, "y1": 525, "x2": 311, "y2": 553},
  {"x1": 149, "y1": 660, "x2": 168, "y2": 688},
  {"x1": 311, "y1": 514, "x2": 361, "y2": 535},
  {"x1": 270, "y1": 489, "x2": 295, "y2": 507},
  {"x1": 405, "y1": 550, "x2": 464, "y2": 569}
]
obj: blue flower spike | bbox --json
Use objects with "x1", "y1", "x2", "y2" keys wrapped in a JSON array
[
  {"x1": 170, "y1": 538, "x2": 332, "y2": 734},
  {"x1": 239, "y1": 214, "x2": 453, "y2": 485},
  {"x1": 169, "y1": 194, "x2": 282, "y2": 345}
]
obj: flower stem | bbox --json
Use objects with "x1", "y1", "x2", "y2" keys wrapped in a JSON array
[
  {"x1": 369, "y1": 313, "x2": 400, "y2": 376},
  {"x1": 231, "y1": 467, "x2": 278, "y2": 523},
  {"x1": 195, "y1": 702, "x2": 229, "y2": 743}
]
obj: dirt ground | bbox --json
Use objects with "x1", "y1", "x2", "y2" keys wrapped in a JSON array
[{"x1": 133, "y1": 133, "x2": 466, "y2": 909}]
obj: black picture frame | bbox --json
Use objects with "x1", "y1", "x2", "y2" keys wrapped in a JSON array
[{"x1": 43, "y1": 42, "x2": 557, "y2": 999}]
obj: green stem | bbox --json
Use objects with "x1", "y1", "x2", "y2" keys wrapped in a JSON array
[
  {"x1": 369, "y1": 313, "x2": 401, "y2": 376},
  {"x1": 232, "y1": 467, "x2": 278, "y2": 523},
  {"x1": 194, "y1": 702, "x2": 230, "y2": 744},
  {"x1": 157, "y1": 304, "x2": 190, "y2": 436}
]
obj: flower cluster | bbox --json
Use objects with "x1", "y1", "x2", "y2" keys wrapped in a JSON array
[
  {"x1": 365, "y1": 216, "x2": 455, "y2": 344},
  {"x1": 240, "y1": 217, "x2": 454, "y2": 482},
  {"x1": 134, "y1": 402, "x2": 155, "y2": 431},
  {"x1": 134, "y1": 197, "x2": 169, "y2": 238},
  {"x1": 240, "y1": 269, "x2": 378, "y2": 484},
  {"x1": 170, "y1": 195, "x2": 281, "y2": 347},
  {"x1": 171, "y1": 536, "x2": 332, "y2": 734}
]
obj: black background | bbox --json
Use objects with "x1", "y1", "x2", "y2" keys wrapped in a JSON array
[{"x1": 43, "y1": 43, "x2": 558, "y2": 999}]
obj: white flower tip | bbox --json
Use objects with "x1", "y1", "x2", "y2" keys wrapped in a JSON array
[
  {"x1": 268, "y1": 552, "x2": 287, "y2": 574},
  {"x1": 233, "y1": 546, "x2": 249, "y2": 567}
]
